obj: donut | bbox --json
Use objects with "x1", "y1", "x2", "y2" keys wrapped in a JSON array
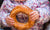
[{"x1": 10, "y1": 5, "x2": 35, "y2": 30}]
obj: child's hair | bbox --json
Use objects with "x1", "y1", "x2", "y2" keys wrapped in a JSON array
[
  {"x1": 48, "y1": 0, "x2": 50, "y2": 1},
  {"x1": 43, "y1": 21, "x2": 50, "y2": 30},
  {"x1": 3, "y1": 27, "x2": 12, "y2": 30},
  {"x1": 0, "y1": 0, "x2": 3, "y2": 7}
]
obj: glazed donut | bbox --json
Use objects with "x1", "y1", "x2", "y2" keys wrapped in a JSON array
[{"x1": 10, "y1": 5, "x2": 35, "y2": 30}]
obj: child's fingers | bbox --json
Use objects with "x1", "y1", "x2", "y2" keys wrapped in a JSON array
[
  {"x1": 30, "y1": 11, "x2": 38, "y2": 15},
  {"x1": 31, "y1": 13, "x2": 39, "y2": 18},
  {"x1": 6, "y1": 16, "x2": 15, "y2": 26},
  {"x1": 6, "y1": 16, "x2": 14, "y2": 21},
  {"x1": 31, "y1": 15, "x2": 39, "y2": 21},
  {"x1": 30, "y1": 11, "x2": 36, "y2": 15},
  {"x1": 30, "y1": 12, "x2": 38, "y2": 18},
  {"x1": 6, "y1": 20, "x2": 14, "y2": 26},
  {"x1": 30, "y1": 13, "x2": 36, "y2": 18},
  {"x1": 31, "y1": 14, "x2": 39, "y2": 19},
  {"x1": 7, "y1": 16, "x2": 13, "y2": 20},
  {"x1": 6, "y1": 16, "x2": 15, "y2": 23},
  {"x1": 6, "y1": 18, "x2": 15, "y2": 23},
  {"x1": 7, "y1": 20, "x2": 14, "y2": 24},
  {"x1": 30, "y1": 11, "x2": 39, "y2": 21},
  {"x1": 10, "y1": 23, "x2": 14, "y2": 26}
]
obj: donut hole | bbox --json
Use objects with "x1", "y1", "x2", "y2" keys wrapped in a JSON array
[{"x1": 16, "y1": 12, "x2": 29, "y2": 23}]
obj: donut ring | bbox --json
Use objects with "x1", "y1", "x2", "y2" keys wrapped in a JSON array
[{"x1": 10, "y1": 5, "x2": 35, "y2": 30}]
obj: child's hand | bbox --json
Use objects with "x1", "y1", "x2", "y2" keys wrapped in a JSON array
[
  {"x1": 30, "y1": 11, "x2": 39, "y2": 21},
  {"x1": 6, "y1": 16, "x2": 15, "y2": 27}
]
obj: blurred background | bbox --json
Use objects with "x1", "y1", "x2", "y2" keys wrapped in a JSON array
[
  {"x1": 0, "y1": 0, "x2": 50, "y2": 30},
  {"x1": 0, "y1": 0, "x2": 3, "y2": 7}
]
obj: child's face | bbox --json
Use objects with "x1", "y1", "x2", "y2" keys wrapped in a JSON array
[
  {"x1": 16, "y1": 12, "x2": 28, "y2": 23},
  {"x1": 14, "y1": 0, "x2": 26, "y2": 1}
]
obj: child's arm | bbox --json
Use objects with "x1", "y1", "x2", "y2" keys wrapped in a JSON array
[
  {"x1": 0, "y1": 0, "x2": 10, "y2": 27},
  {"x1": 31, "y1": 0, "x2": 50, "y2": 24},
  {"x1": 29, "y1": 0, "x2": 50, "y2": 30},
  {"x1": 36, "y1": 1, "x2": 50, "y2": 24}
]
